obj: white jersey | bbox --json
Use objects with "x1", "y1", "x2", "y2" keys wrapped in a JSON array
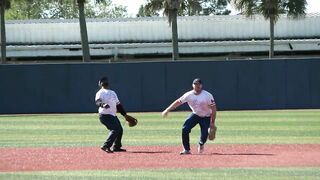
[
  {"x1": 95, "y1": 89, "x2": 120, "y2": 116},
  {"x1": 179, "y1": 90, "x2": 215, "y2": 117}
]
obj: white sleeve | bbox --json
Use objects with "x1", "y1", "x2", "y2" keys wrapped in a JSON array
[
  {"x1": 208, "y1": 93, "x2": 216, "y2": 106},
  {"x1": 95, "y1": 91, "x2": 101, "y2": 101},
  {"x1": 179, "y1": 92, "x2": 190, "y2": 104},
  {"x1": 113, "y1": 91, "x2": 120, "y2": 104}
]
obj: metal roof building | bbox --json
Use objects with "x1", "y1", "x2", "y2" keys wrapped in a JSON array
[{"x1": 5, "y1": 14, "x2": 320, "y2": 59}]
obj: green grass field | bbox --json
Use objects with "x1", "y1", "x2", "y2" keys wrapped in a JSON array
[
  {"x1": 1, "y1": 110, "x2": 320, "y2": 179},
  {"x1": 2, "y1": 168, "x2": 320, "y2": 180}
]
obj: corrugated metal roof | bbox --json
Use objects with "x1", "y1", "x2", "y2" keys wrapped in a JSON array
[
  {"x1": 6, "y1": 39, "x2": 320, "y2": 58},
  {"x1": 6, "y1": 13, "x2": 320, "y2": 24},
  {"x1": 6, "y1": 14, "x2": 320, "y2": 45}
]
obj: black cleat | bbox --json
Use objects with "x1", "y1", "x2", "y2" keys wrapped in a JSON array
[
  {"x1": 180, "y1": 150, "x2": 191, "y2": 155},
  {"x1": 101, "y1": 146, "x2": 113, "y2": 153},
  {"x1": 112, "y1": 148, "x2": 127, "y2": 152}
]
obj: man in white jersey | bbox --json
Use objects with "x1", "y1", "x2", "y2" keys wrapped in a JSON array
[
  {"x1": 95, "y1": 77, "x2": 128, "y2": 153},
  {"x1": 162, "y1": 78, "x2": 217, "y2": 155}
]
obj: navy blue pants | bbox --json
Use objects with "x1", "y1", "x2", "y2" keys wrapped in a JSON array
[
  {"x1": 99, "y1": 114, "x2": 123, "y2": 149},
  {"x1": 182, "y1": 113, "x2": 211, "y2": 151}
]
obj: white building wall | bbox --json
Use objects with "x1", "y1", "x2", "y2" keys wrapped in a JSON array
[{"x1": 6, "y1": 14, "x2": 320, "y2": 45}]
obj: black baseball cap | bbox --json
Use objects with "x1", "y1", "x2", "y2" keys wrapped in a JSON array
[
  {"x1": 99, "y1": 76, "x2": 109, "y2": 87},
  {"x1": 193, "y1": 78, "x2": 202, "y2": 84}
]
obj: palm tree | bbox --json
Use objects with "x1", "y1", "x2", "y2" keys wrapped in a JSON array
[
  {"x1": 0, "y1": 0, "x2": 10, "y2": 64},
  {"x1": 146, "y1": 0, "x2": 187, "y2": 61},
  {"x1": 232, "y1": 0, "x2": 307, "y2": 58},
  {"x1": 169, "y1": 0, "x2": 180, "y2": 61},
  {"x1": 145, "y1": 0, "x2": 204, "y2": 60},
  {"x1": 145, "y1": 0, "x2": 201, "y2": 61},
  {"x1": 75, "y1": 0, "x2": 90, "y2": 62},
  {"x1": 76, "y1": 0, "x2": 119, "y2": 62}
]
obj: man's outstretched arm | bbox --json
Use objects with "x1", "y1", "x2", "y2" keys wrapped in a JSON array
[{"x1": 162, "y1": 99, "x2": 183, "y2": 117}]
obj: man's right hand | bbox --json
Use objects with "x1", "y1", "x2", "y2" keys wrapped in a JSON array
[
  {"x1": 162, "y1": 100, "x2": 183, "y2": 118},
  {"x1": 161, "y1": 109, "x2": 169, "y2": 117},
  {"x1": 102, "y1": 104, "x2": 110, "y2": 109}
]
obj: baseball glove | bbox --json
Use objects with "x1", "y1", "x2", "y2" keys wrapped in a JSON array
[
  {"x1": 208, "y1": 125, "x2": 217, "y2": 141},
  {"x1": 125, "y1": 115, "x2": 138, "y2": 127}
]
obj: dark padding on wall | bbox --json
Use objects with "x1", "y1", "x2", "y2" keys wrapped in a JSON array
[{"x1": 0, "y1": 58, "x2": 319, "y2": 114}]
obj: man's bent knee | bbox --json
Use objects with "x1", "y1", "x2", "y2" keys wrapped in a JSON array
[{"x1": 182, "y1": 126, "x2": 191, "y2": 134}]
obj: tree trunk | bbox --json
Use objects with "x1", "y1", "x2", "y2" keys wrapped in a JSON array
[
  {"x1": 269, "y1": 16, "x2": 275, "y2": 59},
  {"x1": 0, "y1": 3, "x2": 6, "y2": 64},
  {"x1": 77, "y1": 0, "x2": 90, "y2": 62},
  {"x1": 171, "y1": 9, "x2": 179, "y2": 61}
]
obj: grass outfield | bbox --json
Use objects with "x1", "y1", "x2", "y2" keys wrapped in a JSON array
[
  {"x1": 0, "y1": 110, "x2": 320, "y2": 179},
  {"x1": 0, "y1": 110, "x2": 319, "y2": 147},
  {"x1": 1, "y1": 168, "x2": 320, "y2": 180}
]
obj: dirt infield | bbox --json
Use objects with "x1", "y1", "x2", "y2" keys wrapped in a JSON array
[{"x1": 1, "y1": 144, "x2": 320, "y2": 172}]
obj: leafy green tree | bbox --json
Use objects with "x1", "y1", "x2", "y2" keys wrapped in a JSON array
[
  {"x1": 5, "y1": 0, "x2": 127, "y2": 20},
  {"x1": 93, "y1": 1, "x2": 127, "y2": 18},
  {"x1": 137, "y1": 5, "x2": 146, "y2": 17},
  {"x1": 201, "y1": 0, "x2": 231, "y2": 15},
  {"x1": 232, "y1": 0, "x2": 307, "y2": 58},
  {"x1": 0, "y1": 0, "x2": 10, "y2": 64},
  {"x1": 44, "y1": 0, "x2": 80, "y2": 19},
  {"x1": 137, "y1": 4, "x2": 159, "y2": 17},
  {"x1": 4, "y1": 0, "x2": 127, "y2": 63},
  {"x1": 6, "y1": 0, "x2": 44, "y2": 20},
  {"x1": 179, "y1": 0, "x2": 202, "y2": 16},
  {"x1": 47, "y1": 0, "x2": 127, "y2": 19}
]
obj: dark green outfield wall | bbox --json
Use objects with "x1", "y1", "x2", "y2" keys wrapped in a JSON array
[{"x1": 0, "y1": 58, "x2": 319, "y2": 114}]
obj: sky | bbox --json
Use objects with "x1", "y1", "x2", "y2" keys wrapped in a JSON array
[{"x1": 113, "y1": 0, "x2": 320, "y2": 17}]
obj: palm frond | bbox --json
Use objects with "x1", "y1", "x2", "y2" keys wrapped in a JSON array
[
  {"x1": 145, "y1": 0, "x2": 166, "y2": 13},
  {"x1": 232, "y1": 0, "x2": 306, "y2": 20},
  {"x1": 284, "y1": 0, "x2": 306, "y2": 18},
  {"x1": 232, "y1": 0, "x2": 258, "y2": 17},
  {"x1": 163, "y1": 0, "x2": 172, "y2": 22},
  {"x1": 187, "y1": 0, "x2": 202, "y2": 15},
  {"x1": 257, "y1": 0, "x2": 283, "y2": 21},
  {"x1": 179, "y1": 0, "x2": 187, "y2": 14}
]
